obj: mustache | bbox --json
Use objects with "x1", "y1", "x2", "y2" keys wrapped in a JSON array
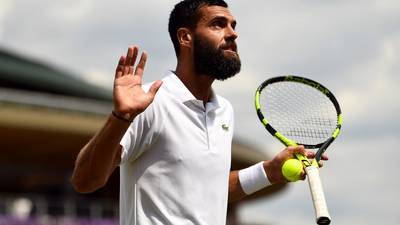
[{"x1": 220, "y1": 39, "x2": 237, "y2": 51}]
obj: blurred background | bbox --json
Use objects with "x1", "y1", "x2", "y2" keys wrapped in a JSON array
[{"x1": 0, "y1": 0, "x2": 399, "y2": 225}]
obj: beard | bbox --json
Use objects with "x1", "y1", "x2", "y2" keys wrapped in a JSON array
[{"x1": 193, "y1": 36, "x2": 241, "y2": 81}]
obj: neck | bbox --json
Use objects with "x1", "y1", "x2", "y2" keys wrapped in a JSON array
[{"x1": 175, "y1": 58, "x2": 215, "y2": 103}]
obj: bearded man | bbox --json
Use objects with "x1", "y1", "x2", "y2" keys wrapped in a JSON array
[{"x1": 71, "y1": 1, "x2": 316, "y2": 224}]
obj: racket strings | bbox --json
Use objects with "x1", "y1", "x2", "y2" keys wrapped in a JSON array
[
  {"x1": 260, "y1": 82, "x2": 338, "y2": 145},
  {"x1": 286, "y1": 128, "x2": 329, "y2": 139}
]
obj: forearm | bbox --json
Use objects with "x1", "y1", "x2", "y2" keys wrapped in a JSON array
[
  {"x1": 71, "y1": 113, "x2": 131, "y2": 193},
  {"x1": 228, "y1": 161, "x2": 280, "y2": 203},
  {"x1": 228, "y1": 170, "x2": 247, "y2": 203}
]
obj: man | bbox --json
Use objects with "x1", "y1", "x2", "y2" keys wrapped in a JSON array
[{"x1": 71, "y1": 0, "x2": 327, "y2": 224}]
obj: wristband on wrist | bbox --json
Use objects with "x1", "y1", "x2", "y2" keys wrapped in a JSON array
[
  {"x1": 238, "y1": 161, "x2": 272, "y2": 195},
  {"x1": 112, "y1": 111, "x2": 133, "y2": 123}
]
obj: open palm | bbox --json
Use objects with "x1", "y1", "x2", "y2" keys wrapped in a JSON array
[{"x1": 113, "y1": 46, "x2": 162, "y2": 120}]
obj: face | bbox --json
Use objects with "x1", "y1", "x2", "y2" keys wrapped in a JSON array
[{"x1": 192, "y1": 5, "x2": 241, "y2": 80}]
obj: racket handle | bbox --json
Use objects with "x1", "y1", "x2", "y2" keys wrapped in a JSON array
[
  {"x1": 305, "y1": 165, "x2": 331, "y2": 225},
  {"x1": 294, "y1": 153, "x2": 312, "y2": 167}
]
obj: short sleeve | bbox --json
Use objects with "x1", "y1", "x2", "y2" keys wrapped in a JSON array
[{"x1": 119, "y1": 87, "x2": 163, "y2": 164}]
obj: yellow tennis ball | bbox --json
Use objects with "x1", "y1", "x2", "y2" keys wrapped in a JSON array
[{"x1": 282, "y1": 159, "x2": 303, "y2": 182}]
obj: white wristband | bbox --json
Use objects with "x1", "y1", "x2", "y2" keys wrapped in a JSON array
[{"x1": 238, "y1": 161, "x2": 272, "y2": 195}]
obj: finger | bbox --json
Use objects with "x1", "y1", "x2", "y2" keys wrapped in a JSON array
[
  {"x1": 300, "y1": 170, "x2": 306, "y2": 180},
  {"x1": 123, "y1": 64, "x2": 130, "y2": 75},
  {"x1": 131, "y1": 46, "x2": 139, "y2": 65},
  {"x1": 124, "y1": 46, "x2": 135, "y2": 66},
  {"x1": 134, "y1": 51, "x2": 148, "y2": 77},
  {"x1": 118, "y1": 55, "x2": 126, "y2": 66},
  {"x1": 123, "y1": 47, "x2": 132, "y2": 75},
  {"x1": 148, "y1": 80, "x2": 163, "y2": 97},
  {"x1": 124, "y1": 46, "x2": 139, "y2": 75},
  {"x1": 289, "y1": 145, "x2": 306, "y2": 156},
  {"x1": 306, "y1": 151, "x2": 316, "y2": 159},
  {"x1": 318, "y1": 161, "x2": 324, "y2": 168},
  {"x1": 115, "y1": 56, "x2": 125, "y2": 78},
  {"x1": 128, "y1": 65, "x2": 133, "y2": 75},
  {"x1": 320, "y1": 153, "x2": 329, "y2": 161}
]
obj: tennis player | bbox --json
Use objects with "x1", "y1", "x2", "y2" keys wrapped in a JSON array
[{"x1": 71, "y1": 0, "x2": 327, "y2": 224}]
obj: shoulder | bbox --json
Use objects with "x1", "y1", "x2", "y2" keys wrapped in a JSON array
[
  {"x1": 215, "y1": 94, "x2": 233, "y2": 112},
  {"x1": 142, "y1": 80, "x2": 169, "y2": 107},
  {"x1": 142, "y1": 72, "x2": 175, "y2": 98},
  {"x1": 139, "y1": 74, "x2": 175, "y2": 119}
]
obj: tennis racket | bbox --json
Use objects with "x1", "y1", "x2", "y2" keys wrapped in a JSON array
[{"x1": 255, "y1": 75, "x2": 342, "y2": 225}]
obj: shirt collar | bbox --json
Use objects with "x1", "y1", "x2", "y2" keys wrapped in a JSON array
[{"x1": 162, "y1": 70, "x2": 220, "y2": 111}]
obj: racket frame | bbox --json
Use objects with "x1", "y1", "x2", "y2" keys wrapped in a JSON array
[{"x1": 255, "y1": 75, "x2": 343, "y2": 225}]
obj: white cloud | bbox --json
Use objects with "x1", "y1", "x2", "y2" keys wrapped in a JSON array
[
  {"x1": 0, "y1": 0, "x2": 175, "y2": 82},
  {"x1": 338, "y1": 32, "x2": 400, "y2": 130},
  {"x1": 0, "y1": 0, "x2": 12, "y2": 40},
  {"x1": 47, "y1": 0, "x2": 95, "y2": 25},
  {"x1": 375, "y1": 0, "x2": 400, "y2": 11}
]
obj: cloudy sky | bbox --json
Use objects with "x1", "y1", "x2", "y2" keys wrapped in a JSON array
[{"x1": 1, "y1": 0, "x2": 399, "y2": 224}]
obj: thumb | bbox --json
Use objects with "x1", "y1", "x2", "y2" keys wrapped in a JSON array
[
  {"x1": 148, "y1": 80, "x2": 163, "y2": 97},
  {"x1": 291, "y1": 145, "x2": 305, "y2": 155}
]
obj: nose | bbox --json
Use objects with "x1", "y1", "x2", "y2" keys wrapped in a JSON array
[{"x1": 226, "y1": 25, "x2": 238, "y2": 40}]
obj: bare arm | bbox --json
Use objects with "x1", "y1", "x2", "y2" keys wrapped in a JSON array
[
  {"x1": 71, "y1": 116, "x2": 129, "y2": 193},
  {"x1": 228, "y1": 159, "x2": 282, "y2": 203},
  {"x1": 228, "y1": 146, "x2": 328, "y2": 202},
  {"x1": 71, "y1": 46, "x2": 162, "y2": 193}
]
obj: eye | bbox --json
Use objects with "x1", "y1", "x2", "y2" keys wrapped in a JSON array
[
  {"x1": 231, "y1": 22, "x2": 237, "y2": 30},
  {"x1": 211, "y1": 20, "x2": 226, "y2": 29}
]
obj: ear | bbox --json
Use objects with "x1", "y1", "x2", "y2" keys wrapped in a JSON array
[{"x1": 177, "y1": 28, "x2": 193, "y2": 49}]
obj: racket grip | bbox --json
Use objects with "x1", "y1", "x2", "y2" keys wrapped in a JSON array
[
  {"x1": 294, "y1": 153, "x2": 312, "y2": 167},
  {"x1": 305, "y1": 166, "x2": 331, "y2": 225}
]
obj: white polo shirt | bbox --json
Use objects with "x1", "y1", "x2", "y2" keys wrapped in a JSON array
[{"x1": 119, "y1": 71, "x2": 234, "y2": 225}]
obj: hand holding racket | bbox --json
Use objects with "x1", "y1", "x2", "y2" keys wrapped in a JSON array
[{"x1": 255, "y1": 76, "x2": 342, "y2": 225}]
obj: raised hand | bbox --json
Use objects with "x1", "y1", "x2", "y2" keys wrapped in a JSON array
[{"x1": 113, "y1": 46, "x2": 162, "y2": 121}]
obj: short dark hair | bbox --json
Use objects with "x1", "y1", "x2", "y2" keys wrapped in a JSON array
[{"x1": 168, "y1": 0, "x2": 228, "y2": 56}]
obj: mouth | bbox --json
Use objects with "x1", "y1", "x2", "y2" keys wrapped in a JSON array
[
  {"x1": 223, "y1": 49, "x2": 237, "y2": 54},
  {"x1": 221, "y1": 42, "x2": 237, "y2": 53}
]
